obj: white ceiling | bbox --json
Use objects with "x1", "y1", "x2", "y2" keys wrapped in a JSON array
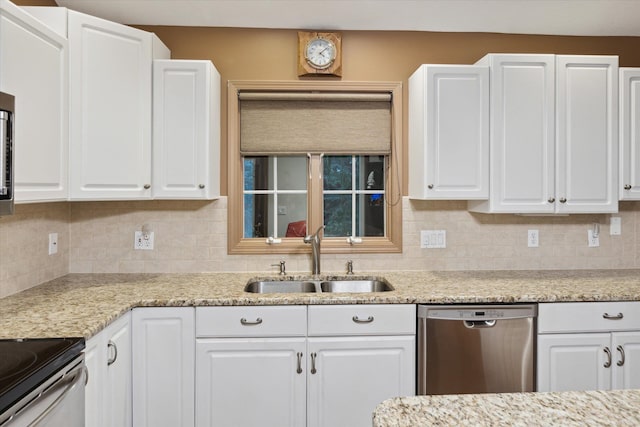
[{"x1": 54, "y1": 0, "x2": 640, "y2": 36}]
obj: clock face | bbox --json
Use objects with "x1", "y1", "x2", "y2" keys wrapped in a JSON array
[{"x1": 305, "y1": 38, "x2": 336, "y2": 69}]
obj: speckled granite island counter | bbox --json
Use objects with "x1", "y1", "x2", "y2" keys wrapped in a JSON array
[
  {"x1": 372, "y1": 390, "x2": 640, "y2": 427},
  {"x1": 1, "y1": 269, "x2": 640, "y2": 339}
]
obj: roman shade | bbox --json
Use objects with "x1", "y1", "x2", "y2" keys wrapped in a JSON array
[{"x1": 239, "y1": 91, "x2": 392, "y2": 155}]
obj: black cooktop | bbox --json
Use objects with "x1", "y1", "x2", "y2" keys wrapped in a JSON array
[{"x1": 0, "y1": 337, "x2": 85, "y2": 415}]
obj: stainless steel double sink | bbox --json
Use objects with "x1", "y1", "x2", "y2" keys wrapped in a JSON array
[{"x1": 244, "y1": 277, "x2": 393, "y2": 294}]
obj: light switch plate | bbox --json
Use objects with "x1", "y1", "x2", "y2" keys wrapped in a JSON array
[
  {"x1": 610, "y1": 217, "x2": 621, "y2": 235},
  {"x1": 48, "y1": 233, "x2": 58, "y2": 255},
  {"x1": 420, "y1": 230, "x2": 446, "y2": 249}
]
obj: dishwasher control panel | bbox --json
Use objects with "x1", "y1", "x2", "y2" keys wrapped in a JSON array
[{"x1": 419, "y1": 304, "x2": 537, "y2": 321}]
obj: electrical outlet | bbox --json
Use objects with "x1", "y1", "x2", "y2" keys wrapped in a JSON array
[
  {"x1": 588, "y1": 229, "x2": 600, "y2": 247},
  {"x1": 527, "y1": 230, "x2": 539, "y2": 248},
  {"x1": 48, "y1": 233, "x2": 58, "y2": 255},
  {"x1": 134, "y1": 231, "x2": 154, "y2": 250}
]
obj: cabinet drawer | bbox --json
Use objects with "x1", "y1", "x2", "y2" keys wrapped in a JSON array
[
  {"x1": 308, "y1": 304, "x2": 416, "y2": 336},
  {"x1": 196, "y1": 306, "x2": 307, "y2": 337},
  {"x1": 538, "y1": 302, "x2": 640, "y2": 333}
]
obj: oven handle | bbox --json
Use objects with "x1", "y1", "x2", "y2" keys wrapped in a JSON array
[{"x1": 28, "y1": 364, "x2": 87, "y2": 427}]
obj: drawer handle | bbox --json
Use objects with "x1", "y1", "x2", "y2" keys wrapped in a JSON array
[
  {"x1": 296, "y1": 352, "x2": 303, "y2": 374},
  {"x1": 310, "y1": 352, "x2": 317, "y2": 374},
  {"x1": 604, "y1": 347, "x2": 612, "y2": 368},
  {"x1": 603, "y1": 312, "x2": 624, "y2": 320},
  {"x1": 240, "y1": 317, "x2": 263, "y2": 326},
  {"x1": 617, "y1": 345, "x2": 626, "y2": 367},
  {"x1": 352, "y1": 315, "x2": 374, "y2": 324}
]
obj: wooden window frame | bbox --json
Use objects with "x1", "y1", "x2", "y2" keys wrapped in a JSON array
[{"x1": 227, "y1": 80, "x2": 403, "y2": 255}]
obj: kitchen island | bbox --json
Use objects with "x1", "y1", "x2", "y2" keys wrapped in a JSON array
[{"x1": 373, "y1": 389, "x2": 640, "y2": 426}]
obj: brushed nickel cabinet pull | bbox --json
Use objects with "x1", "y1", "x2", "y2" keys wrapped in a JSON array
[
  {"x1": 352, "y1": 315, "x2": 374, "y2": 324},
  {"x1": 548, "y1": 197, "x2": 555, "y2": 203},
  {"x1": 240, "y1": 317, "x2": 263, "y2": 326},
  {"x1": 427, "y1": 184, "x2": 434, "y2": 189},
  {"x1": 143, "y1": 184, "x2": 151, "y2": 189},
  {"x1": 604, "y1": 347, "x2": 612, "y2": 368},
  {"x1": 559, "y1": 197, "x2": 567, "y2": 203},
  {"x1": 624, "y1": 184, "x2": 632, "y2": 190},
  {"x1": 107, "y1": 340, "x2": 118, "y2": 366},
  {"x1": 617, "y1": 345, "x2": 626, "y2": 367},
  {"x1": 296, "y1": 352, "x2": 303, "y2": 374},
  {"x1": 603, "y1": 313, "x2": 624, "y2": 320},
  {"x1": 199, "y1": 184, "x2": 205, "y2": 189},
  {"x1": 310, "y1": 352, "x2": 317, "y2": 374}
]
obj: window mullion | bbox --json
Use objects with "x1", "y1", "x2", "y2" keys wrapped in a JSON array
[{"x1": 308, "y1": 154, "x2": 323, "y2": 234}]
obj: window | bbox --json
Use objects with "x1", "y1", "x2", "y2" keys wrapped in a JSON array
[{"x1": 228, "y1": 81, "x2": 402, "y2": 255}]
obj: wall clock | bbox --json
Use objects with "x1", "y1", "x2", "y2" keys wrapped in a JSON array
[{"x1": 298, "y1": 31, "x2": 342, "y2": 77}]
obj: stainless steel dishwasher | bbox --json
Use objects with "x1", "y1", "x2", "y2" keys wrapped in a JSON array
[{"x1": 418, "y1": 304, "x2": 536, "y2": 395}]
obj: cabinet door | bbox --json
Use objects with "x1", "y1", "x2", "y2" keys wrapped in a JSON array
[
  {"x1": 152, "y1": 60, "x2": 220, "y2": 199},
  {"x1": 408, "y1": 64, "x2": 489, "y2": 199},
  {"x1": 105, "y1": 314, "x2": 132, "y2": 427},
  {"x1": 195, "y1": 338, "x2": 306, "y2": 427},
  {"x1": 307, "y1": 336, "x2": 415, "y2": 427},
  {"x1": 68, "y1": 10, "x2": 153, "y2": 199},
  {"x1": 612, "y1": 331, "x2": 640, "y2": 390},
  {"x1": 132, "y1": 307, "x2": 195, "y2": 427},
  {"x1": 0, "y1": 2, "x2": 68, "y2": 201},
  {"x1": 84, "y1": 333, "x2": 104, "y2": 427},
  {"x1": 619, "y1": 68, "x2": 640, "y2": 200},
  {"x1": 556, "y1": 55, "x2": 618, "y2": 213},
  {"x1": 537, "y1": 333, "x2": 611, "y2": 392},
  {"x1": 469, "y1": 54, "x2": 556, "y2": 214}
]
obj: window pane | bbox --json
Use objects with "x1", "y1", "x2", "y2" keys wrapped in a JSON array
[
  {"x1": 356, "y1": 155, "x2": 385, "y2": 191},
  {"x1": 324, "y1": 194, "x2": 352, "y2": 237},
  {"x1": 244, "y1": 157, "x2": 273, "y2": 191},
  {"x1": 356, "y1": 194, "x2": 385, "y2": 237},
  {"x1": 244, "y1": 194, "x2": 273, "y2": 238},
  {"x1": 278, "y1": 156, "x2": 307, "y2": 190},
  {"x1": 323, "y1": 156, "x2": 352, "y2": 190},
  {"x1": 278, "y1": 194, "x2": 308, "y2": 237}
]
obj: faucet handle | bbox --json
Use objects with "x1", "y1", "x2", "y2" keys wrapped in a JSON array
[
  {"x1": 270, "y1": 260, "x2": 286, "y2": 275},
  {"x1": 346, "y1": 260, "x2": 354, "y2": 275}
]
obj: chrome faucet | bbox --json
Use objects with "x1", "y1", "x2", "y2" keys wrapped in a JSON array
[{"x1": 304, "y1": 225, "x2": 325, "y2": 275}]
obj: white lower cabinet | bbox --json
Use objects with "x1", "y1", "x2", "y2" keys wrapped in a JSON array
[
  {"x1": 537, "y1": 302, "x2": 640, "y2": 392},
  {"x1": 85, "y1": 312, "x2": 131, "y2": 427},
  {"x1": 132, "y1": 307, "x2": 195, "y2": 427},
  {"x1": 306, "y1": 336, "x2": 414, "y2": 427},
  {"x1": 196, "y1": 338, "x2": 307, "y2": 427},
  {"x1": 195, "y1": 304, "x2": 416, "y2": 427}
]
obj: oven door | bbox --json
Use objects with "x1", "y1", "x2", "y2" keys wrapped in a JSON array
[{"x1": 1, "y1": 356, "x2": 86, "y2": 427}]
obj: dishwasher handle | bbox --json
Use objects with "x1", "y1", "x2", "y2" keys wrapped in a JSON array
[{"x1": 464, "y1": 320, "x2": 497, "y2": 329}]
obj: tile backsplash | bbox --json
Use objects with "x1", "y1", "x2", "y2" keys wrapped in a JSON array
[
  {"x1": 0, "y1": 203, "x2": 69, "y2": 298},
  {"x1": 1, "y1": 197, "x2": 638, "y2": 297}
]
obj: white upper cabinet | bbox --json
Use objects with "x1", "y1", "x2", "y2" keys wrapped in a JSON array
[
  {"x1": 152, "y1": 60, "x2": 220, "y2": 199},
  {"x1": 68, "y1": 10, "x2": 169, "y2": 199},
  {"x1": 1, "y1": 0, "x2": 68, "y2": 201},
  {"x1": 555, "y1": 55, "x2": 618, "y2": 214},
  {"x1": 620, "y1": 68, "x2": 640, "y2": 200},
  {"x1": 468, "y1": 54, "x2": 618, "y2": 214},
  {"x1": 408, "y1": 64, "x2": 489, "y2": 199}
]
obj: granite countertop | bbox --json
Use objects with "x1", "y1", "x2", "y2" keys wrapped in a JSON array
[
  {"x1": 1, "y1": 269, "x2": 640, "y2": 339},
  {"x1": 372, "y1": 390, "x2": 640, "y2": 427}
]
